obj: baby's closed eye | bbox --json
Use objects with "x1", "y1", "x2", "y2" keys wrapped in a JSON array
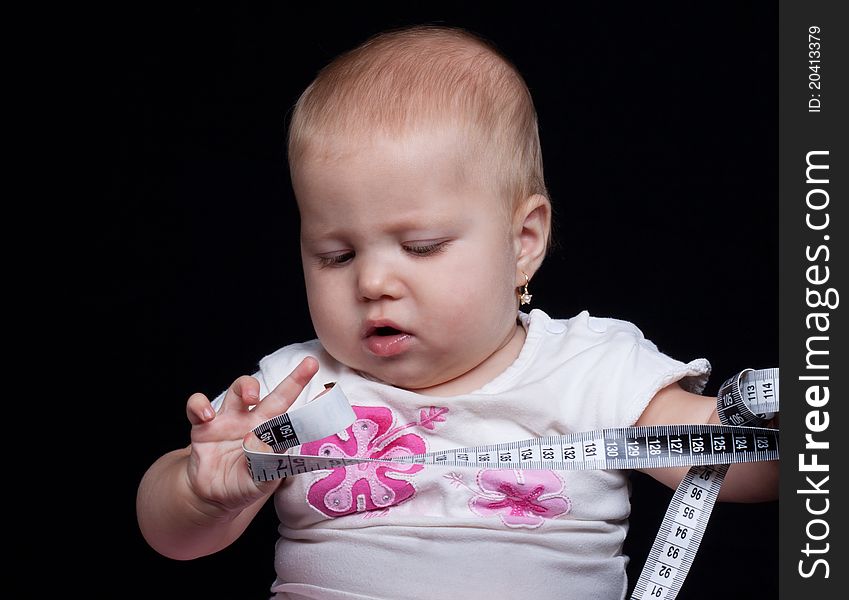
[
  {"x1": 316, "y1": 251, "x2": 355, "y2": 268},
  {"x1": 402, "y1": 240, "x2": 451, "y2": 256}
]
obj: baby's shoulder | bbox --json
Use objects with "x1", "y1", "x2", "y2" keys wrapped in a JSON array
[
  {"x1": 537, "y1": 308, "x2": 657, "y2": 352},
  {"x1": 258, "y1": 339, "x2": 344, "y2": 388},
  {"x1": 260, "y1": 338, "x2": 325, "y2": 367}
]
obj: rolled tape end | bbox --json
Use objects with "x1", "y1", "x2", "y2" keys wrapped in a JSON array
[{"x1": 285, "y1": 383, "x2": 357, "y2": 443}]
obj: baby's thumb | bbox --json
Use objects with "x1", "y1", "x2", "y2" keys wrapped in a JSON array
[{"x1": 241, "y1": 431, "x2": 284, "y2": 494}]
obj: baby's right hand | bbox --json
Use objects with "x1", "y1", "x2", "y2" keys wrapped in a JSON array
[{"x1": 182, "y1": 356, "x2": 319, "y2": 514}]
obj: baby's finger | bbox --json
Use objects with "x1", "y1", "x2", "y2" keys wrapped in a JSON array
[
  {"x1": 230, "y1": 375, "x2": 262, "y2": 408},
  {"x1": 253, "y1": 356, "x2": 319, "y2": 420},
  {"x1": 216, "y1": 375, "x2": 261, "y2": 414},
  {"x1": 186, "y1": 392, "x2": 215, "y2": 426}
]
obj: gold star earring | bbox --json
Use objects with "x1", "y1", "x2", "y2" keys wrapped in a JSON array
[{"x1": 518, "y1": 272, "x2": 532, "y2": 306}]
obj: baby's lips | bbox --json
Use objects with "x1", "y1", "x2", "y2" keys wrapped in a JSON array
[{"x1": 362, "y1": 318, "x2": 407, "y2": 338}]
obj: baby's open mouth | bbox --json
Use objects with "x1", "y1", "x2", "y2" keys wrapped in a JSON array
[
  {"x1": 363, "y1": 323, "x2": 412, "y2": 357},
  {"x1": 374, "y1": 326, "x2": 402, "y2": 336},
  {"x1": 362, "y1": 322, "x2": 412, "y2": 356}
]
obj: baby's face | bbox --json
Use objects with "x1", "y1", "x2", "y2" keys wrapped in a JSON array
[{"x1": 293, "y1": 130, "x2": 524, "y2": 393}]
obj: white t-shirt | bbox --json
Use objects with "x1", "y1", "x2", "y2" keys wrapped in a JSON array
[{"x1": 231, "y1": 309, "x2": 710, "y2": 600}]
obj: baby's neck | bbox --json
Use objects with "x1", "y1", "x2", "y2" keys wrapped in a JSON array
[{"x1": 408, "y1": 321, "x2": 527, "y2": 397}]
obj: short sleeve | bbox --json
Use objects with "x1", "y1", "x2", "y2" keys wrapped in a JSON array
[
  {"x1": 559, "y1": 311, "x2": 712, "y2": 429},
  {"x1": 209, "y1": 340, "x2": 331, "y2": 413}
]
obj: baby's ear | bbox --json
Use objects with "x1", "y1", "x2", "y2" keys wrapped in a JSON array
[{"x1": 514, "y1": 194, "x2": 551, "y2": 277}]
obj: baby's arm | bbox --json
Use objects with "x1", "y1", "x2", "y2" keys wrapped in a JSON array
[
  {"x1": 634, "y1": 382, "x2": 779, "y2": 502},
  {"x1": 136, "y1": 357, "x2": 319, "y2": 559}
]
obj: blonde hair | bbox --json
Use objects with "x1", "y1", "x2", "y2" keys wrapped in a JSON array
[{"x1": 287, "y1": 25, "x2": 548, "y2": 212}]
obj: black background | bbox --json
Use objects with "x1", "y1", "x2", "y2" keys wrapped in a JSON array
[{"x1": 73, "y1": 3, "x2": 778, "y2": 599}]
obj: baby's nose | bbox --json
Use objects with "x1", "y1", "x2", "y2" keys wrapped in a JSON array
[{"x1": 357, "y1": 260, "x2": 403, "y2": 301}]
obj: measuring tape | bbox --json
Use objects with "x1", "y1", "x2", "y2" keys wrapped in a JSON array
[
  {"x1": 243, "y1": 368, "x2": 779, "y2": 599},
  {"x1": 629, "y1": 367, "x2": 778, "y2": 600}
]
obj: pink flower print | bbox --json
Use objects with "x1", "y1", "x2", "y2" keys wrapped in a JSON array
[
  {"x1": 300, "y1": 405, "x2": 446, "y2": 518},
  {"x1": 461, "y1": 469, "x2": 571, "y2": 528}
]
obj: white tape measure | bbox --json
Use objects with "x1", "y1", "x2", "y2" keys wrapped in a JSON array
[
  {"x1": 243, "y1": 368, "x2": 779, "y2": 600},
  {"x1": 629, "y1": 368, "x2": 778, "y2": 600},
  {"x1": 247, "y1": 419, "x2": 777, "y2": 481}
]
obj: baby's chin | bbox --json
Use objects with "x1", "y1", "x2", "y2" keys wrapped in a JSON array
[
  {"x1": 343, "y1": 360, "x2": 458, "y2": 394},
  {"x1": 325, "y1": 345, "x2": 476, "y2": 395},
  {"x1": 352, "y1": 367, "x2": 445, "y2": 391}
]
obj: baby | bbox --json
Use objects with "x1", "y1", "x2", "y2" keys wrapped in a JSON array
[{"x1": 136, "y1": 25, "x2": 777, "y2": 600}]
